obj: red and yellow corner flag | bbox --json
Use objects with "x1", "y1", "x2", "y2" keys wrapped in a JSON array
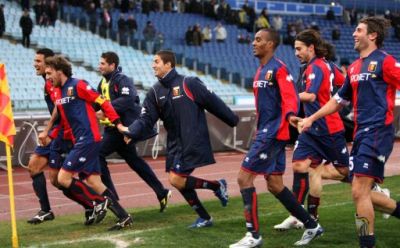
[
  {"x1": 0, "y1": 63, "x2": 16, "y2": 145},
  {"x1": 0, "y1": 63, "x2": 19, "y2": 248}
]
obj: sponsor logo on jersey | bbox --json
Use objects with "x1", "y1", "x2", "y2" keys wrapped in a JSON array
[
  {"x1": 67, "y1": 87, "x2": 74, "y2": 97},
  {"x1": 350, "y1": 73, "x2": 373, "y2": 83},
  {"x1": 368, "y1": 61, "x2": 377, "y2": 72}
]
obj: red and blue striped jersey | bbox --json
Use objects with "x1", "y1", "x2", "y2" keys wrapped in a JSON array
[
  {"x1": 336, "y1": 49, "x2": 400, "y2": 134},
  {"x1": 54, "y1": 78, "x2": 120, "y2": 144},
  {"x1": 302, "y1": 57, "x2": 344, "y2": 136},
  {"x1": 253, "y1": 56, "x2": 299, "y2": 141}
]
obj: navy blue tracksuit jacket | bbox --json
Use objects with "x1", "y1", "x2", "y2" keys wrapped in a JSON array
[{"x1": 127, "y1": 69, "x2": 239, "y2": 171}]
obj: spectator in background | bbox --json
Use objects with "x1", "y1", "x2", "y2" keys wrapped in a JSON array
[
  {"x1": 117, "y1": 14, "x2": 127, "y2": 44},
  {"x1": 126, "y1": 14, "x2": 137, "y2": 42},
  {"x1": 143, "y1": 20, "x2": 156, "y2": 54},
  {"x1": 309, "y1": 21, "x2": 319, "y2": 32},
  {"x1": 47, "y1": 0, "x2": 58, "y2": 26},
  {"x1": 33, "y1": 0, "x2": 45, "y2": 24},
  {"x1": 192, "y1": 24, "x2": 203, "y2": 46},
  {"x1": 216, "y1": 0, "x2": 231, "y2": 21},
  {"x1": 255, "y1": 8, "x2": 270, "y2": 31},
  {"x1": 20, "y1": 9, "x2": 33, "y2": 48},
  {"x1": 100, "y1": 8, "x2": 112, "y2": 38},
  {"x1": 202, "y1": 25, "x2": 212, "y2": 43},
  {"x1": 332, "y1": 25, "x2": 340, "y2": 40},
  {"x1": 343, "y1": 9, "x2": 351, "y2": 25},
  {"x1": 350, "y1": 8, "x2": 358, "y2": 25},
  {"x1": 86, "y1": 2, "x2": 97, "y2": 34},
  {"x1": 154, "y1": 32, "x2": 164, "y2": 52},
  {"x1": 214, "y1": 22, "x2": 227, "y2": 43},
  {"x1": 326, "y1": 7, "x2": 335, "y2": 20},
  {"x1": 272, "y1": 15, "x2": 283, "y2": 32},
  {"x1": 185, "y1": 26, "x2": 193, "y2": 45},
  {"x1": 237, "y1": 32, "x2": 250, "y2": 44},
  {"x1": 238, "y1": 5, "x2": 249, "y2": 30},
  {"x1": 0, "y1": 4, "x2": 5, "y2": 37}
]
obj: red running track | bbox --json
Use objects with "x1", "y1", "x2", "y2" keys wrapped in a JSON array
[{"x1": 1, "y1": 144, "x2": 400, "y2": 221}]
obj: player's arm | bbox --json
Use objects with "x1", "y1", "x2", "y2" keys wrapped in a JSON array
[
  {"x1": 183, "y1": 77, "x2": 239, "y2": 127},
  {"x1": 300, "y1": 75, "x2": 352, "y2": 132},
  {"x1": 120, "y1": 88, "x2": 160, "y2": 141},
  {"x1": 38, "y1": 107, "x2": 58, "y2": 146},
  {"x1": 276, "y1": 66, "x2": 299, "y2": 125},
  {"x1": 383, "y1": 55, "x2": 400, "y2": 89},
  {"x1": 300, "y1": 65, "x2": 324, "y2": 103},
  {"x1": 76, "y1": 80, "x2": 121, "y2": 126},
  {"x1": 110, "y1": 76, "x2": 138, "y2": 113}
]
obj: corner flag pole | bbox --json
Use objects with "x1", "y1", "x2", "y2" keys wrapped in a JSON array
[
  {"x1": 6, "y1": 143, "x2": 19, "y2": 248},
  {"x1": 0, "y1": 63, "x2": 19, "y2": 248}
]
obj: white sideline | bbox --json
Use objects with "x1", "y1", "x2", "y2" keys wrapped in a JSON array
[{"x1": 28, "y1": 201, "x2": 354, "y2": 248}]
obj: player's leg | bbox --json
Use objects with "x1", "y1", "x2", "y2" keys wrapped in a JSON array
[
  {"x1": 27, "y1": 146, "x2": 53, "y2": 224},
  {"x1": 99, "y1": 130, "x2": 120, "y2": 200},
  {"x1": 169, "y1": 171, "x2": 213, "y2": 228}
]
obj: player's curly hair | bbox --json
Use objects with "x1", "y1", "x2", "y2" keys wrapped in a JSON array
[
  {"x1": 45, "y1": 55, "x2": 72, "y2": 77},
  {"x1": 359, "y1": 16, "x2": 390, "y2": 49}
]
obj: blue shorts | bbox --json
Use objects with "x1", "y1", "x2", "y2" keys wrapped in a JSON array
[
  {"x1": 293, "y1": 131, "x2": 349, "y2": 168},
  {"x1": 49, "y1": 136, "x2": 73, "y2": 170},
  {"x1": 241, "y1": 138, "x2": 286, "y2": 175},
  {"x1": 350, "y1": 125, "x2": 394, "y2": 183},
  {"x1": 34, "y1": 142, "x2": 52, "y2": 157},
  {"x1": 62, "y1": 141, "x2": 101, "y2": 178}
]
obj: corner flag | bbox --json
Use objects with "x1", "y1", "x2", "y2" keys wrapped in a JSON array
[{"x1": 0, "y1": 63, "x2": 19, "y2": 248}]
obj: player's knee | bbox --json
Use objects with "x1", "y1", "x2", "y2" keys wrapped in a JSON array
[
  {"x1": 49, "y1": 176, "x2": 59, "y2": 188},
  {"x1": 169, "y1": 175, "x2": 185, "y2": 190},
  {"x1": 292, "y1": 161, "x2": 307, "y2": 173},
  {"x1": 28, "y1": 162, "x2": 41, "y2": 176},
  {"x1": 352, "y1": 186, "x2": 366, "y2": 202},
  {"x1": 267, "y1": 183, "x2": 283, "y2": 195}
]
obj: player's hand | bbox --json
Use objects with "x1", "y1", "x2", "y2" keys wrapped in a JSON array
[
  {"x1": 38, "y1": 131, "x2": 51, "y2": 146},
  {"x1": 298, "y1": 117, "x2": 313, "y2": 133},
  {"x1": 117, "y1": 124, "x2": 129, "y2": 133},
  {"x1": 123, "y1": 136, "x2": 132, "y2": 144},
  {"x1": 96, "y1": 110, "x2": 105, "y2": 120}
]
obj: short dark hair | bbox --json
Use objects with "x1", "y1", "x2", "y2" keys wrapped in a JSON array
[
  {"x1": 359, "y1": 16, "x2": 390, "y2": 49},
  {"x1": 101, "y1": 51, "x2": 119, "y2": 67},
  {"x1": 45, "y1": 55, "x2": 72, "y2": 77},
  {"x1": 260, "y1": 28, "x2": 280, "y2": 50},
  {"x1": 36, "y1": 48, "x2": 54, "y2": 58},
  {"x1": 156, "y1": 50, "x2": 176, "y2": 68},
  {"x1": 295, "y1": 29, "x2": 327, "y2": 58}
]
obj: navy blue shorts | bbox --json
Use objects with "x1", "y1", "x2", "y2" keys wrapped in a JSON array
[
  {"x1": 34, "y1": 142, "x2": 52, "y2": 157},
  {"x1": 49, "y1": 136, "x2": 73, "y2": 170},
  {"x1": 350, "y1": 125, "x2": 394, "y2": 183},
  {"x1": 241, "y1": 138, "x2": 286, "y2": 175},
  {"x1": 293, "y1": 131, "x2": 349, "y2": 168},
  {"x1": 62, "y1": 141, "x2": 101, "y2": 178}
]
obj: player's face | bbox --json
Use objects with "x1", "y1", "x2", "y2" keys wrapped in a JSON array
[
  {"x1": 152, "y1": 55, "x2": 171, "y2": 78},
  {"x1": 252, "y1": 31, "x2": 270, "y2": 58},
  {"x1": 45, "y1": 66, "x2": 61, "y2": 87},
  {"x1": 353, "y1": 23, "x2": 371, "y2": 52},
  {"x1": 294, "y1": 40, "x2": 312, "y2": 63},
  {"x1": 34, "y1": 54, "x2": 46, "y2": 76},
  {"x1": 98, "y1": 58, "x2": 115, "y2": 76}
]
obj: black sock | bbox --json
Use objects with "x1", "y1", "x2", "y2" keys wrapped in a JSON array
[
  {"x1": 391, "y1": 202, "x2": 400, "y2": 218},
  {"x1": 180, "y1": 189, "x2": 211, "y2": 220},
  {"x1": 275, "y1": 187, "x2": 317, "y2": 229},
  {"x1": 32, "y1": 172, "x2": 51, "y2": 212},
  {"x1": 102, "y1": 188, "x2": 128, "y2": 219},
  {"x1": 293, "y1": 172, "x2": 309, "y2": 205},
  {"x1": 60, "y1": 186, "x2": 93, "y2": 209},
  {"x1": 186, "y1": 176, "x2": 220, "y2": 191},
  {"x1": 241, "y1": 187, "x2": 259, "y2": 239},
  {"x1": 307, "y1": 194, "x2": 320, "y2": 220},
  {"x1": 68, "y1": 178, "x2": 104, "y2": 205},
  {"x1": 359, "y1": 235, "x2": 375, "y2": 248}
]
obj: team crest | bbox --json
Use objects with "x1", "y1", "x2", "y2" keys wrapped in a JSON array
[
  {"x1": 265, "y1": 70, "x2": 273, "y2": 81},
  {"x1": 172, "y1": 86, "x2": 180, "y2": 97},
  {"x1": 368, "y1": 61, "x2": 378, "y2": 72},
  {"x1": 67, "y1": 86, "x2": 74, "y2": 96}
]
